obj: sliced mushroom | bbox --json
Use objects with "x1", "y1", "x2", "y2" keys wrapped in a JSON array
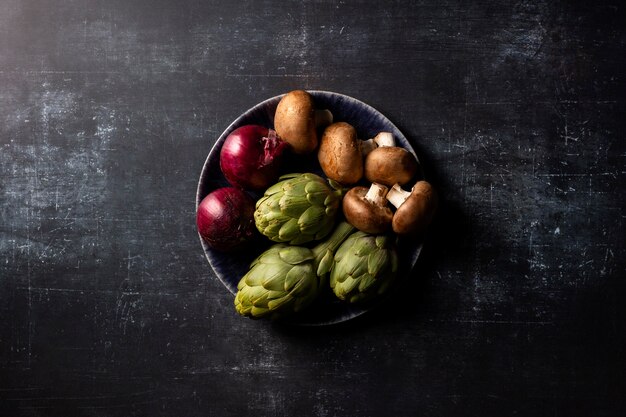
[
  {"x1": 386, "y1": 181, "x2": 438, "y2": 235},
  {"x1": 342, "y1": 183, "x2": 393, "y2": 234},
  {"x1": 364, "y1": 146, "x2": 418, "y2": 187},
  {"x1": 274, "y1": 90, "x2": 332, "y2": 154}
]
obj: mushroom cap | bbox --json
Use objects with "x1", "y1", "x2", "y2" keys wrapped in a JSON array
[
  {"x1": 343, "y1": 186, "x2": 393, "y2": 234},
  {"x1": 392, "y1": 181, "x2": 438, "y2": 235},
  {"x1": 318, "y1": 122, "x2": 363, "y2": 185},
  {"x1": 274, "y1": 90, "x2": 317, "y2": 154},
  {"x1": 364, "y1": 146, "x2": 418, "y2": 187}
]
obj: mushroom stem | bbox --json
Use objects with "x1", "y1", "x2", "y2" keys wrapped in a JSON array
[
  {"x1": 364, "y1": 183, "x2": 389, "y2": 206},
  {"x1": 373, "y1": 132, "x2": 395, "y2": 147},
  {"x1": 386, "y1": 183, "x2": 412, "y2": 208},
  {"x1": 314, "y1": 109, "x2": 334, "y2": 128},
  {"x1": 360, "y1": 138, "x2": 378, "y2": 157},
  {"x1": 360, "y1": 132, "x2": 395, "y2": 157}
]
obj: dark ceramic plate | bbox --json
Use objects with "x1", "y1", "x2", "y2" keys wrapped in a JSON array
[{"x1": 196, "y1": 91, "x2": 423, "y2": 326}]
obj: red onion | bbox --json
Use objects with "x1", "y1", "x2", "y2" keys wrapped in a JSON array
[
  {"x1": 197, "y1": 187, "x2": 256, "y2": 252},
  {"x1": 220, "y1": 125, "x2": 289, "y2": 190}
]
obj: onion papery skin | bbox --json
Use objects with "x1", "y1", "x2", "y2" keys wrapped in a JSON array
[
  {"x1": 220, "y1": 125, "x2": 288, "y2": 190},
  {"x1": 197, "y1": 187, "x2": 257, "y2": 252}
]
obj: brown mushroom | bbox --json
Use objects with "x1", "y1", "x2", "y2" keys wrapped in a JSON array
[
  {"x1": 386, "y1": 181, "x2": 438, "y2": 235},
  {"x1": 318, "y1": 122, "x2": 363, "y2": 185},
  {"x1": 364, "y1": 146, "x2": 418, "y2": 187},
  {"x1": 274, "y1": 90, "x2": 332, "y2": 154},
  {"x1": 319, "y1": 127, "x2": 398, "y2": 185},
  {"x1": 342, "y1": 183, "x2": 393, "y2": 234}
]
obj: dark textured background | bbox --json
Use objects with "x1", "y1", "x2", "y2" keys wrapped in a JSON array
[{"x1": 1, "y1": 1, "x2": 625, "y2": 416}]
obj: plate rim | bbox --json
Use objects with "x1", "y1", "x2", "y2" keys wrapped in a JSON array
[{"x1": 195, "y1": 90, "x2": 424, "y2": 325}]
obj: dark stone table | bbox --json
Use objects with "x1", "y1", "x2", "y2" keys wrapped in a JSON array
[{"x1": 1, "y1": 1, "x2": 624, "y2": 416}]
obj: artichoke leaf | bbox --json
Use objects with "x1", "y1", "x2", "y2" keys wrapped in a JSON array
[
  {"x1": 278, "y1": 173, "x2": 302, "y2": 180},
  {"x1": 323, "y1": 193, "x2": 339, "y2": 207},
  {"x1": 354, "y1": 237, "x2": 376, "y2": 257},
  {"x1": 331, "y1": 260, "x2": 350, "y2": 283},
  {"x1": 329, "y1": 272, "x2": 338, "y2": 289},
  {"x1": 278, "y1": 246, "x2": 314, "y2": 264},
  {"x1": 266, "y1": 289, "x2": 286, "y2": 300},
  {"x1": 261, "y1": 266, "x2": 289, "y2": 291},
  {"x1": 279, "y1": 195, "x2": 311, "y2": 217},
  {"x1": 290, "y1": 273, "x2": 317, "y2": 297},
  {"x1": 357, "y1": 273, "x2": 377, "y2": 293},
  {"x1": 333, "y1": 236, "x2": 354, "y2": 262},
  {"x1": 314, "y1": 221, "x2": 334, "y2": 241},
  {"x1": 237, "y1": 276, "x2": 247, "y2": 290},
  {"x1": 317, "y1": 250, "x2": 334, "y2": 277},
  {"x1": 236, "y1": 285, "x2": 259, "y2": 307},
  {"x1": 283, "y1": 179, "x2": 307, "y2": 197},
  {"x1": 252, "y1": 291, "x2": 271, "y2": 307},
  {"x1": 251, "y1": 306, "x2": 271, "y2": 318},
  {"x1": 267, "y1": 294, "x2": 295, "y2": 311},
  {"x1": 278, "y1": 218, "x2": 300, "y2": 241},
  {"x1": 264, "y1": 181, "x2": 286, "y2": 196},
  {"x1": 298, "y1": 206, "x2": 326, "y2": 233},
  {"x1": 346, "y1": 254, "x2": 369, "y2": 277},
  {"x1": 250, "y1": 262, "x2": 289, "y2": 286},
  {"x1": 367, "y1": 248, "x2": 390, "y2": 276},
  {"x1": 289, "y1": 233, "x2": 316, "y2": 246},
  {"x1": 262, "y1": 221, "x2": 284, "y2": 238},
  {"x1": 306, "y1": 190, "x2": 328, "y2": 205},
  {"x1": 375, "y1": 235, "x2": 389, "y2": 248},
  {"x1": 235, "y1": 302, "x2": 252, "y2": 316},
  {"x1": 349, "y1": 293, "x2": 364, "y2": 303},
  {"x1": 339, "y1": 275, "x2": 360, "y2": 294},
  {"x1": 259, "y1": 208, "x2": 286, "y2": 223},
  {"x1": 304, "y1": 179, "x2": 327, "y2": 195},
  {"x1": 284, "y1": 264, "x2": 313, "y2": 291}
]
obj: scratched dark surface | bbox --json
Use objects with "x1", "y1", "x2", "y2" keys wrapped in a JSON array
[{"x1": 1, "y1": 0, "x2": 625, "y2": 416}]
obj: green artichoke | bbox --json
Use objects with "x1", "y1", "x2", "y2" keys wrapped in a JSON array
[
  {"x1": 254, "y1": 173, "x2": 343, "y2": 245},
  {"x1": 235, "y1": 221, "x2": 354, "y2": 319},
  {"x1": 330, "y1": 231, "x2": 399, "y2": 303}
]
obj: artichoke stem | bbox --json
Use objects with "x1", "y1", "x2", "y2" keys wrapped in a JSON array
[{"x1": 312, "y1": 221, "x2": 355, "y2": 266}]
